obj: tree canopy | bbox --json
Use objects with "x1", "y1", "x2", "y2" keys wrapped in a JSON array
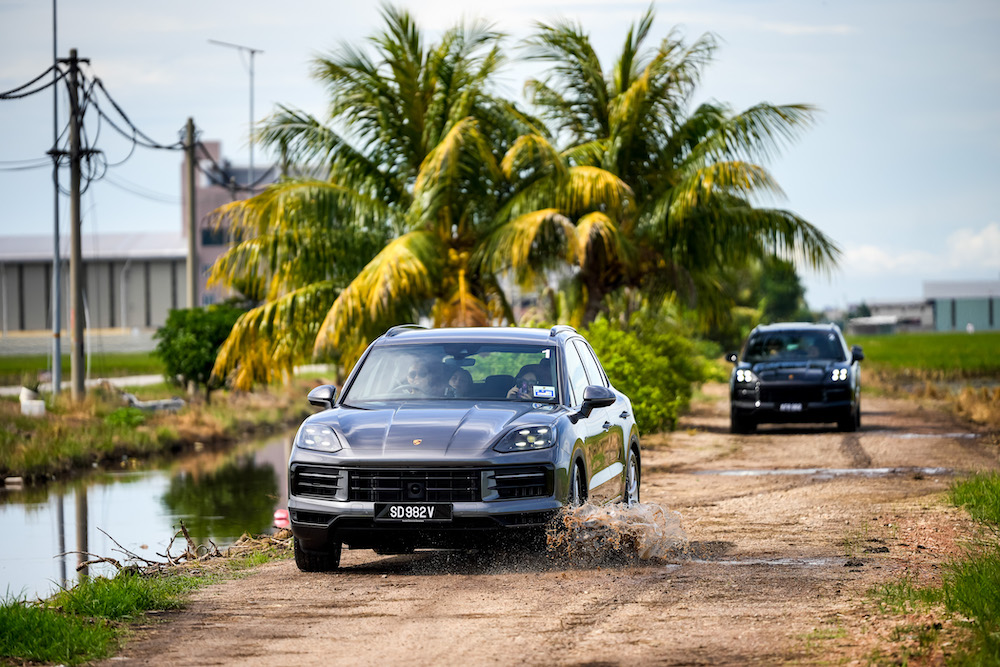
[{"x1": 207, "y1": 3, "x2": 839, "y2": 388}]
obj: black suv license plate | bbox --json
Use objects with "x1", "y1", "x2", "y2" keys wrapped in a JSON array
[{"x1": 374, "y1": 503, "x2": 453, "y2": 523}]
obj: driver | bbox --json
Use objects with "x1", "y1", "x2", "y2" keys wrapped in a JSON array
[{"x1": 404, "y1": 361, "x2": 439, "y2": 394}]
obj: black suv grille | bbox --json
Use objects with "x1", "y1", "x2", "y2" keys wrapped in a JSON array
[
  {"x1": 761, "y1": 386, "x2": 823, "y2": 405},
  {"x1": 349, "y1": 469, "x2": 480, "y2": 503},
  {"x1": 491, "y1": 467, "x2": 551, "y2": 499}
]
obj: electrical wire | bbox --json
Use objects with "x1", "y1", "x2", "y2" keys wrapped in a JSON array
[{"x1": 0, "y1": 65, "x2": 64, "y2": 99}]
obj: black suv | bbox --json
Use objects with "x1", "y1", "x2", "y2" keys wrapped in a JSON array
[
  {"x1": 727, "y1": 323, "x2": 863, "y2": 434},
  {"x1": 288, "y1": 325, "x2": 641, "y2": 571}
]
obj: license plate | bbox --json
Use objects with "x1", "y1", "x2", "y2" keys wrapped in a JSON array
[
  {"x1": 374, "y1": 503, "x2": 453, "y2": 522},
  {"x1": 779, "y1": 403, "x2": 803, "y2": 412}
]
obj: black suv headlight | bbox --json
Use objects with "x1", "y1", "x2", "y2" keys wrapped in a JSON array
[
  {"x1": 295, "y1": 423, "x2": 343, "y2": 453},
  {"x1": 734, "y1": 369, "x2": 758, "y2": 384},
  {"x1": 829, "y1": 367, "x2": 849, "y2": 382},
  {"x1": 493, "y1": 425, "x2": 557, "y2": 453}
]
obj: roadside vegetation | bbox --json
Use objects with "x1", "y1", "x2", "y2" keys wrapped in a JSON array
[
  {"x1": 0, "y1": 370, "x2": 315, "y2": 482},
  {"x1": 0, "y1": 534, "x2": 291, "y2": 665},
  {"x1": 866, "y1": 473, "x2": 1000, "y2": 664}
]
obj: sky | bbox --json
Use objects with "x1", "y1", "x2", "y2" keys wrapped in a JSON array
[{"x1": 1, "y1": 0, "x2": 998, "y2": 311}]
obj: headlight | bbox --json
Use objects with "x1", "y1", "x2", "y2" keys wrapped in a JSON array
[
  {"x1": 735, "y1": 369, "x2": 758, "y2": 384},
  {"x1": 493, "y1": 425, "x2": 557, "y2": 453},
  {"x1": 295, "y1": 423, "x2": 343, "y2": 453},
  {"x1": 830, "y1": 368, "x2": 849, "y2": 382}
]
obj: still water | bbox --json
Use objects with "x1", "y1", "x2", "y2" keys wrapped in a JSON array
[{"x1": 1, "y1": 431, "x2": 292, "y2": 601}]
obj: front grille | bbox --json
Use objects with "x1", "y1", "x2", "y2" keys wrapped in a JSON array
[
  {"x1": 291, "y1": 466, "x2": 344, "y2": 499},
  {"x1": 760, "y1": 385, "x2": 823, "y2": 405},
  {"x1": 490, "y1": 467, "x2": 551, "y2": 499},
  {"x1": 349, "y1": 469, "x2": 480, "y2": 503}
]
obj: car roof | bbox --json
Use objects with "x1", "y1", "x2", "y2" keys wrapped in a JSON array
[
  {"x1": 374, "y1": 325, "x2": 577, "y2": 346},
  {"x1": 750, "y1": 322, "x2": 842, "y2": 335}
]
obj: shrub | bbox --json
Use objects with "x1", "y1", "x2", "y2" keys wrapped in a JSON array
[
  {"x1": 153, "y1": 304, "x2": 243, "y2": 402},
  {"x1": 582, "y1": 313, "x2": 714, "y2": 433}
]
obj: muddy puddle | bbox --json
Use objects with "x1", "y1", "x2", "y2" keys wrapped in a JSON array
[{"x1": 546, "y1": 502, "x2": 688, "y2": 562}]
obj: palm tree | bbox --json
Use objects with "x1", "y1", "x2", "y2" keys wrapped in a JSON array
[
  {"x1": 209, "y1": 5, "x2": 541, "y2": 385},
  {"x1": 490, "y1": 7, "x2": 839, "y2": 324}
]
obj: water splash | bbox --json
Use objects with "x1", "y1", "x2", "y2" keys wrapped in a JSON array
[{"x1": 546, "y1": 502, "x2": 688, "y2": 562}]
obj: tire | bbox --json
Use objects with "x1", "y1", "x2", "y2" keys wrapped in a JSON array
[
  {"x1": 625, "y1": 447, "x2": 641, "y2": 506},
  {"x1": 730, "y1": 407, "x2": 756, "y2": 434},
  {"x1": 837, "y1": 405, "x2": 859, "y2": 432},
  {"x1": 293, "y1": 536, "x2": 342, "y2": 572},
  {"x1": 568, "y1": 460, "x2": 587, "y2": 506}
]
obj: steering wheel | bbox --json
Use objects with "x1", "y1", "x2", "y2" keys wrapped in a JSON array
[{"x1": 391, "y1": 383, "x2": 428, "y2": 396}]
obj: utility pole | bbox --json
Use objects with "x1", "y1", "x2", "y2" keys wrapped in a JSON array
[
  {"x1": 185, "y1": 118, "x2": 198, "y2": 308},
  {"x1": 51, "y1": 0, "x2": 61, "y2": 396},
  {"x1": 66, "y1": 48, "x2": 85, "y2": 402},
  {"x1": 208, "y1": 39, "x2": 262, "y2": 191}
]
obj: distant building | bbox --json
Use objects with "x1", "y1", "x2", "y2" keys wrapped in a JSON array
[
  {"x1": 846, "y1": 300, "x2": 934, "y2": 335},
  {"x1": 925, "y1": 280, "x2": 1000, "y2": 332},
  {"x1": 0, "y1": 141, "x2": 276, "y2": 334},
  {"x1": 0, "y1": 233, "x2": 186, "y2": 332}
]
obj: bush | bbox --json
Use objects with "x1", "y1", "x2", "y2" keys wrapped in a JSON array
[
  {"x1": 582, "y1": 313, "x2": 714, "y2": 433},
  {"x1": 153, "y1": 304, "x2": 243, "y2": 402}
]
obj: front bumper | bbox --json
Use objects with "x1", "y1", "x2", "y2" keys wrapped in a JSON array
[
  {"x1": 288, "y1": 462, "x2": 561, "y2": 551},
  {"x1": 732, "y1": 383, "x2": 854, "y2": 425}
]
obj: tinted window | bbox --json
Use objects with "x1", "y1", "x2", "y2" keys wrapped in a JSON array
[
  {"x1": 743, "y1": 330, "x2": 846, "y2": 363},
  {"x1": 564, "y1": 343, "x2": 590, "y2": 406},
  {"x1": 573, "y1": 339, "x2": 607, "y2": 387}
]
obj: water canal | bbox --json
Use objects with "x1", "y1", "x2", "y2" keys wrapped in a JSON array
[{"x1": 1, "y1": 431, "x2": 292, "y2": 601}]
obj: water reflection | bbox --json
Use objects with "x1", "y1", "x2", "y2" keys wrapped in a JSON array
[
  {"x1": 161, "y1": 458, "x2": 278, "y2": 542},
  {"x1": 0, "y1": 431, "x2": 291, "y2": 602}
]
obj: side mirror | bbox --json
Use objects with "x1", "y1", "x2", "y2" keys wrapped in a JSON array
[
  {"x1": 307, "y1": 384, "x2": 337, "y2": 409},
  {"x1": 577, "y1": 384, "x2": 616, "y2": 419},
  {"x1": 851, "y1": 345, "x2": 865, "y2": 363},
  {"x1": 725, "y1": 352, "x2": 739, "y2": 364}
]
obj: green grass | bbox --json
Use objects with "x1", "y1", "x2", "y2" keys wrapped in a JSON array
[
  {"x1": 0, "y1": 571, "x2": 201, "y2": 665},
  {"x1": 868, "y1": 474, "x2": 1000, "y2": 664},
  {"x1": 950, "y1": 472, "x2": 1000, "y2": 528},
  {"x1": 47, "y1": 571, "x2": 200, "y2": 620},
  {"x1": 849, "y1": 331, "x2": 1000, "y2": 377},
  {"x1": 0, "y1": 600, "x2": 115, "y2": 665},
  {"x1": 0, "y1": 351, "x2": 165, "y2": 387}
]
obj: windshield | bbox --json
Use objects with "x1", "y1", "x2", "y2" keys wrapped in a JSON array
[
  {"x1": 743, "y1": 330, "x2": 846, "y2": 364},
  {"x1": 343, "y1": 342, "x2": 560, "y2": 403}
]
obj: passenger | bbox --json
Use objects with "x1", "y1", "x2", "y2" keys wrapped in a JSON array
[
  {"x1": 446, "y1": 368, "x2": 473, "y2": 397},
  {"x1": 507, "y1": 367, "x2": 539, "y2": 399}
]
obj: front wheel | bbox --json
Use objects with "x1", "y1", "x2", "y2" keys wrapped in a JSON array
[
  {"x1": 625, "y1": 447, "x2": 641, "y2": 506},
  {"x1": 568, "y1": 460, "x2": 586, "y2": 506},
  {"x1": 730, "y1": 406, "x2": 756, "y2": 434},
  {"x1": 294, "y1": 537, "x2": 342, "y2": 572}
]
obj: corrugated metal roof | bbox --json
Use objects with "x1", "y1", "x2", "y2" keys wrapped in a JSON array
[{"x1": 0, "y1": 233, "x2": 186, "y2": 262}]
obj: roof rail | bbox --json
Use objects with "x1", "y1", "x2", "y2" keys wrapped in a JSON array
[
  {"x1": 549, "y1": 325, "x2": 577, "y2": 338},
  {"x1": 385, "y1": 324, "x2": 426, "y2": 337}
]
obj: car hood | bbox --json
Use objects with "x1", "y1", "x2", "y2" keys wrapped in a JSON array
[
  {"x1": 748, "y1": 359, "x2": 840, "y2": 382},
  {"x1": 316, "y1": 401, "x2": 560, "y2": 459}
]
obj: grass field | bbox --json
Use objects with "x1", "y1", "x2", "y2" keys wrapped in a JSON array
[
  {"x1": 848, "y1": 331, "x2": 1000, "y2": 377},
  {"x1": 0, "y1": 352, "x2": 165, "y2": 387}
]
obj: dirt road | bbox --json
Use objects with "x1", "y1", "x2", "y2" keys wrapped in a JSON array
[{"x1": 105, "y1": 386, "x2": 999, "y2": 666}]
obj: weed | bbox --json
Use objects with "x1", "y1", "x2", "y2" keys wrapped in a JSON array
[{"x1": 0, "y1": 600, "x2": 115, "y2": 665}]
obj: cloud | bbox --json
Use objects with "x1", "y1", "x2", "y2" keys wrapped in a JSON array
[{"x1": 841, "y1": 222, "x2": 1000, "y2": 277}]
